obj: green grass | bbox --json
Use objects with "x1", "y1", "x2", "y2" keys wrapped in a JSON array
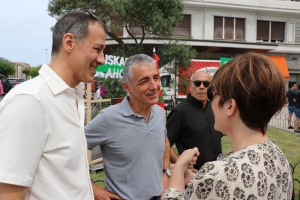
[{"x1": 91, "y1": 127, "x2": 300, "y2": 197}]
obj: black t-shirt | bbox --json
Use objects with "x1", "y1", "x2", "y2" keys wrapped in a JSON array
[
  {"x1": 166, "y1": 94, "x2": 223, "y2": 169},
  {"x1": 286, "y1": 89, "x2": 296, "y2": 106},
  {"x1": 294, "y1": 91, "x2": 300, "y2": 108}
]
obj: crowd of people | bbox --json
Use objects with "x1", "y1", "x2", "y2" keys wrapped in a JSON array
[{"x1": 0, "y1": 10, "x2": 294, "y2": 200}]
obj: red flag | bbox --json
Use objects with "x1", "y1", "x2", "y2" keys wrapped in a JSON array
[
  {"x1": 153, "y1": 53, "x2": 160, "y2": 69},
  {"x1": 153, "y1": 48, "x2": 165, "y2": 110}
]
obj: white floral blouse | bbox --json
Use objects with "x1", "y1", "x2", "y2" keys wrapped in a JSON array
[{"x1": 164, "y1": 140, "x2": 293, "y2": 200}]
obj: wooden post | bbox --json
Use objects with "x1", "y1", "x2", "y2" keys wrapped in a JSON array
[
  {"x1": 85, "y1": 83, "x2": 92, "y2": 165},
  {"x1": 85, "y1": 84, "x2": 111, "y2": 166}
]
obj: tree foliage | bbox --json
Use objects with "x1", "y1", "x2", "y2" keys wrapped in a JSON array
[
  {"x1": 94, "y1": 76, "x2": 127, "y2": 99},
  {"x1": 0, "y1": 60, "x2": 15, "y2": 76},
  {"x1": 159, "y1": 41, "x2": 197, "y2": 70},
  {"x1": 29, "y1": 66, "x2": 41, "y2": 78},
  {"x1": 47, "y1": 0, "x2": 195, "y2": 64},
  {"x1": 22, "y1": 68, "x2": 30, "y2": 80}
]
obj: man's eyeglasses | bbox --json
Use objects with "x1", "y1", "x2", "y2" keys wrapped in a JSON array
[
  {"x1": 193, "y1": 80, "x2": 210, "y2": 88},
  {"x1": 65, "y1": 10, "x2": 98, "y2": 34}
]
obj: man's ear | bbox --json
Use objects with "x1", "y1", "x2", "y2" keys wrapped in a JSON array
[
  {"x1": 226, "y1": 98, "x2": 236, "y2": 117},
  {"x1": 63, "y1": 33, "x2": 75, "y2": 52},
  {"x1": 122, "y1": 82, "x2": 130, "y2": 94}
]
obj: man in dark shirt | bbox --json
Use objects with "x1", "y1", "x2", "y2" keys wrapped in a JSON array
[
  {"x1": 286, "y1": 83, "x2": 296, "y2": 129},
  {"x1": 166, "y1": 71, "x2": 223, "y2": 171}
]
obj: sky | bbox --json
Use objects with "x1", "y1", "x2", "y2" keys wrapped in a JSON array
[{"x1": 0, "y1": 0, "x2": 57, "y2": 67}]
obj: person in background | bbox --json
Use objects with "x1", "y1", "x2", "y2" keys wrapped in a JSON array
[
  {"x1": 164, "y1": 52, "x2": 293, "y2": 200},
  {"x1": 286, "y1": 83, "x2": 296, "y2": 130},
  {"x1": 99, "y1": 81, "x2": 107, "y2": 98},
  {"x1": 94, "y1": 81, "x2": 101, "y2": 100},
  {"x1": 167, "y1": 70, "x2": 222, "y2": 171},
  {"x1": 0, "y1": 79, "x2": 4, "y2": 95},
  {"x1": 85, "y1": 54, "x2": 170, "y2": 200},
  {"x1": 294, "y1": 85, "x2": 300, "y2": 134},
  {"x1": 0, "y1": 11, "x2": 114, "y2": 200},
  {"x1": 95, "y1": 81, "x2": 107, "y2": 100}
]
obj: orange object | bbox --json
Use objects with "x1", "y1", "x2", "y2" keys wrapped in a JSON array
[{"x1": 268, "y1": 56, "x2": 290, "y2": 80}]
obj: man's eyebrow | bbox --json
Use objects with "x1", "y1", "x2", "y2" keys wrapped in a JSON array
[
  {"x1": 96, "y1": 44, "x2": 105, "y2": 49},
  {"x1": 138, "y1": 76, "x2": 149, "y2": 83}
]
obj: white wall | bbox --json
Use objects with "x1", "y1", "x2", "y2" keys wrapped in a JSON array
[{"x1": 184, "y1": 2, "x2": 300, "y2": 44}]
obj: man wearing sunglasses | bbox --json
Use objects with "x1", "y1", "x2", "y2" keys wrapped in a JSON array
[{"x1": 167, "y1": 70, "x2": 223, "y2": 172}]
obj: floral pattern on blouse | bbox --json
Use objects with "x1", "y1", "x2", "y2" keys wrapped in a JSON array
[{"x1": 164, "y1": 140, "x2": 293, "y2": 200}]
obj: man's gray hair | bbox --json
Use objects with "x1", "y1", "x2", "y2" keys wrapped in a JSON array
[{"x1": 123, "y1": 54, "x2": 156, "y2": 83}]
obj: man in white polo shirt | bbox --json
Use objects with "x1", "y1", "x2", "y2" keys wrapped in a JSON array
[{"x1": 0, "y1": 11, "x2": 115, "y2": 200}]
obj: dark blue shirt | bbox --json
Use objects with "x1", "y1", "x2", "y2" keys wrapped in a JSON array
[{"x1": 286, "y1": 89, "x2": 296, "y2": 106}]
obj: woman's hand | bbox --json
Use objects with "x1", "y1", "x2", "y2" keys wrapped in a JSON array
[
  {"x1": 167, "y1": 148, "x2": 200, "y2": 192},
  {"x1": 176, "y1": 147, "x2": 200, "y2": 171}
]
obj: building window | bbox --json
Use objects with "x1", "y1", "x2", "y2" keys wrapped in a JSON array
[
  {"x1": 172, "y1": 15, "x2": 191, "y2": 38},
  {"x1": 257, "y1": 20, "x2": 285, "y2": 43},
  {"x1": 214, "y1": 16, "x2": 245, "y2": 40}
]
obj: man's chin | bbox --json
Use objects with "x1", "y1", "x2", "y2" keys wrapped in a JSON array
[{"x1": 147, "y1": 98, "x2": 159, "y2": 105}]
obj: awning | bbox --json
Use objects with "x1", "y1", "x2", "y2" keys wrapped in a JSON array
[{"x1": 268, "y1": 56, "x2": 290, "y2": 80}]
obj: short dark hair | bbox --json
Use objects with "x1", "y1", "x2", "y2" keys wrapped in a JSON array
[
  {"x1": 288, "y1": 83, "x2": 295, "y2": 89},
  {"x1": 212, "y1": 52, "x2": 286, "y2": 134},
  {"x1": 51, "y1": 11, "x2": 106, "y2": 55}
]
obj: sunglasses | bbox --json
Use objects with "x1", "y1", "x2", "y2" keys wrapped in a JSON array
[
  {"x1": 193, "y1": 80, "x2": 210, "y2": 88},
  {"x1": 207, "y1": 87, "x2": 218, "y2": 101},
  {"x1": 65, "y1": 10, "x2": 98, "y2": 34}
]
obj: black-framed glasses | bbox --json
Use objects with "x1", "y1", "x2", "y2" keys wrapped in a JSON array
[
  {"x1": 65, "y1": 10, "x2": 98, "y2": 34},
  {"x1": 193, "y1": 80, "x2": 210, "y2": 88}
]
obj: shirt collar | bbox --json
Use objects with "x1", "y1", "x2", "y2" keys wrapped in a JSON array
[
  {"x1": 187, "y1": 93, "x2": 209, "y2": 108},
  {"x1": 120, "y1": 96, "x2": 154, "y2": 117},
  {"x1": 120, "y1": 96, "x2": 135, "y2": 116},
  {"x1": 39, "y1": 64, "x2": 84, "y2": 96}
]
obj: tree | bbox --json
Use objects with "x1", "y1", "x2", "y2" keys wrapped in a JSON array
[
  {"x1": 47, "y1": 0, "x2": 195, "y2": 61},
  {"x1": 0, "y1": 60, "x2": 15, "y2": 76},
  {"x1": 94, "y1": 76, "x2": 127, "y2": 99},
  {"x1": 159, "y1": 41, "x2": 197, "y2": 94},
  {"x1": 22, "y1": 68, "x2": 30, "y2": 80},
  {"x1": 48, "y1": 0, "x2": 197, "y2": 93},
  {"x1": 29, "y1": 66, "x2": 41, "y2": 78}
]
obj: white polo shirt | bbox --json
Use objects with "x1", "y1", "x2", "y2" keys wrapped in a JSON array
[{"x1": 0, "y1": 65, "x2": 93, "y2": 200}]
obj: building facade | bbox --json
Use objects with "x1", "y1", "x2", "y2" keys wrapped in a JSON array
[
  {"x1": 105, "y1": 0, "x2": 300, "y2": 85},
  {"x1": 11, "y1": 62, "x2": 30, "y2": 80},
  {"x1": 183, "y1": 0, "x2": 300, "y2": 84}
]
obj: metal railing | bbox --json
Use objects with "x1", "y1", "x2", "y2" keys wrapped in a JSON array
[
  {"x1": 291, "y1": 161, "x2": 300, "y2": 200},
  {"x1": 269, "y1": 106, "x2": 300, "y2": 199},
  {"x1": 269, "y1": 106, "x2": 296, "y2": 133}
]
